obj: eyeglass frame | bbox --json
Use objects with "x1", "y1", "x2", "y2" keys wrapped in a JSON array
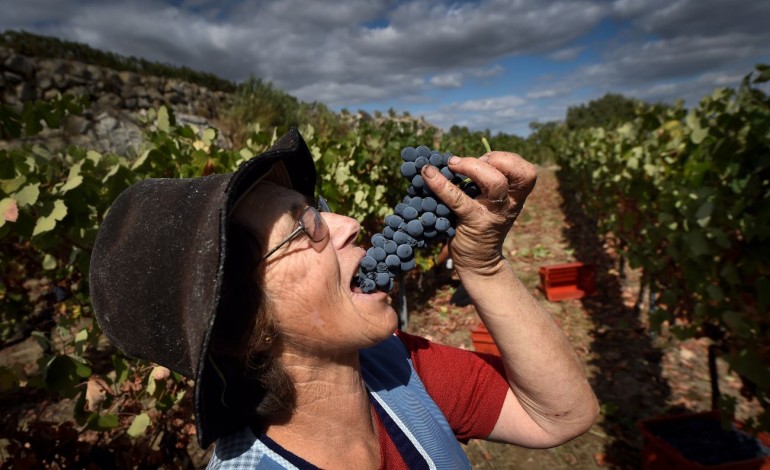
[{"x1": 259, "y1": 196, "x2": 331, "y2": 262}]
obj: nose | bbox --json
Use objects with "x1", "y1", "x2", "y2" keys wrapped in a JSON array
[{"x1": 322, "y1": 213, "x2": 360, "y2": 249}]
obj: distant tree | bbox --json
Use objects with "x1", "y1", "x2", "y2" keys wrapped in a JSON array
[
  {"x1": 526, "y1": 121, "x2": 566, "y2": 164},
  {"x1": 565, "y1": 93, "x2": 639, "y2": 130}
]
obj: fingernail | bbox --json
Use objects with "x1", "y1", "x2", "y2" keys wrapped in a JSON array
[
  {"x1": 423, "y1": 164, "x2": 438, "y2": 179},
  {"x1": 449, "y1": 156, "x2": 460, "y2": 165}
]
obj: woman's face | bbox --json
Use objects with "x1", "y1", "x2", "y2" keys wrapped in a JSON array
[{"x1": 234, "y1": 181, "x2": 398, "y2": 357}]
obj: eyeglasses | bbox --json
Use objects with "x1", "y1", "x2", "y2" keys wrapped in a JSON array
[{"x1": 260, "y1": 197, "x2": 330, "y2": 262}]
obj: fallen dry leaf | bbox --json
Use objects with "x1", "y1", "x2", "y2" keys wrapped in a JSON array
[
  {"x1": 151, "y1": 366, "x2": 171, "y2": 381},
  {"x1": 85, "y1": 376, "x2": 111, "y2": 411}
]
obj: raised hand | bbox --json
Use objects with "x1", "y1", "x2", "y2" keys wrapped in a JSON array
[{"x1": 421, "y1": 151, "x2": 537, "y2": 274}]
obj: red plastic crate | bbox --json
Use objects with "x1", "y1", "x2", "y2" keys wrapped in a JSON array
[
  {"x1": 538, "y1": 262, "x2": 596, "y2": 301},
  {"x1": 470, "y1": 323, "x2": 500, "y2": 356},
  {"x1": 639, "y1": 411, "x2": 770, "y2": 469}
]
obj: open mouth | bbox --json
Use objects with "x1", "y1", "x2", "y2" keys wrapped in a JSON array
[{"x1": 349, "y1": 250, "x2": 367, "y2": 294}]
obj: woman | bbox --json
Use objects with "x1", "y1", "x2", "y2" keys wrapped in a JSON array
[{"x1": 90, "y1": 128, "x2": 598, "y2": 469}]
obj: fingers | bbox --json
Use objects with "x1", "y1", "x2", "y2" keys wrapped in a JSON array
[
  {"x1": 478, "y1": 151, "x2": 537, "y2": 201},
  {"x1": 421, "y1": 152, "x2": 537, "y2": 224},
  {"x1": 446, "y1": 156, "x2": 509, "y2": 203},
  {"x1": 420, "y1": 164, "x2": 480, "y2": 222}
]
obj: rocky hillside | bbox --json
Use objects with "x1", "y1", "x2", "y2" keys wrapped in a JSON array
[{"x1": 1, "y1": 45, "x2": 232, "y2": 155}]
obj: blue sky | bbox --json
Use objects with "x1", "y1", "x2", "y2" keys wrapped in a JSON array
[{"x1": 3, "y1": 0, "x2": 769, "y2": 136}]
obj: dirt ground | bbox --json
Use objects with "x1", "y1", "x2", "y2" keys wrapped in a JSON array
[{"x1": 406, "y1": 166, "x2": 762, "y2": 469}]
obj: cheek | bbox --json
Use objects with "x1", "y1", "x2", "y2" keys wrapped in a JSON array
[{"x1": 264, "y1": 253, "x2": 343, "y2": 322}]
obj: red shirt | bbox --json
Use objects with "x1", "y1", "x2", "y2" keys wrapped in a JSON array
[{"x1": 375, "y1": 331, "x2": 510, "y2": 469}]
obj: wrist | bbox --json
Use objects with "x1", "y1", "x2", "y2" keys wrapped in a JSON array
[{"x1": 453, "y1": 255, "x2": 510, "y2": 279}]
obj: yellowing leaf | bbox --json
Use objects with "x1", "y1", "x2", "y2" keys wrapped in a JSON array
[
  {"x1": 202, "y1": 128, "x2": 216, "y2": 146},
  {"x1": 131, "y1": 149, "x2": 151, "y2": 171},
  {"x1": 146, "y1": 375, "x2": 156, "y2": 396},
  {"x1": 127, "y1": 412, "x2": 151, "y2": 437},
  {"x1": 59, "y1": 161, "x2": 83, "y2": 193},
  {"x1": 33, "y1": 199, "x2": 68, "y2": 237},
  {"x1": 42, "y1": 253, "x2": 56, "y2": 270},
  {"x1": 14, "y1": 183, "x2": 40, "y2": 207},
  {"x1": 86, "y1": 150, "x2": 102, "y2": 164},
  {"x1": 157, "y1": 106, "x2": 170, "y2": 133}
]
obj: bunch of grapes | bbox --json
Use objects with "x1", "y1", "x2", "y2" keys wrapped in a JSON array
[{"x1": 354, "y1": 145, "x2": 478, "y2": 293}]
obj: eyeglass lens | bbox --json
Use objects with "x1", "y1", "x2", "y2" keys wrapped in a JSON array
[{"x1": 302, "y1": 206, "x2": 328, "y2": 242}]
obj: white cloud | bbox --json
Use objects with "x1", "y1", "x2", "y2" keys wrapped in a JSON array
[
  {"x1": 455, "y1": 95, "x2": 526, "y2": 112},
  {"x1": 548, "y1": 46, "x2": 584, "y2": 61},
  {"x1": 2, "y1": 0, "x2": 768, "y2": 136},
  {"x1": 0, "y1": 0, "x2": 608, "y2": 107},
  {"x1": 430, "y1": 73, "x2": 462, "y2": 88},
  {"x1": 471, "y1": 64, "x2": 505, "y2": 78}
]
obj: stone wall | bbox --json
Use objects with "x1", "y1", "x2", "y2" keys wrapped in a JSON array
[{"x1": 0, "y1": 46, "x2": 233, "y2": 155}]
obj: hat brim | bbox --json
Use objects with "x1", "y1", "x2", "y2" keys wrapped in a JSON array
[{"x1": 194, "y1": 127, "x2": 316, "y2": 448}]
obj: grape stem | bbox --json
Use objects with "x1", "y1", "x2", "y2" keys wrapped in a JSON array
[{"x1": 481, "y1": 137, "x2": 492, "y2": 153}]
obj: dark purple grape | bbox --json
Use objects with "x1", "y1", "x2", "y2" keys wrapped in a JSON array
[
  {"x1": 375, "y1": 272, "x2": 390, "y2": 287},
  {"x1": 396, "y1": 244, "x2": 413, "y2": 260},
  {"x1": 406, "y1": 220, "x2": 424, "y2": 237},
  {"x1": 361, "y1": 256, "x2": 377, "y2": 271},
  {"x1": 401, "y1": 147, "x2": 417, "y2": 162},
  {"x1": 416, "y1": 146, "x2": 431, "y2": 157},
  {"x1": 372, "y1": 247, "x2": 386, "y2": 261},
  {"x1": 421, "y1": 197, "x2": 437, "y2": 213},
  {"x1": 400, "y1": 259, "x2": 416, "y2": 271},
  {"x1": 400, "y1": 162, "x2": 417, "y2": 179},
  {"x1": 402, "y1": 206, "x2": 418, "y2": 221}
]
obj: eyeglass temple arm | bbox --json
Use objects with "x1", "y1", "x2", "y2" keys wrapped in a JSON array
[{"x1": 317, "y1": 195, "x2": 331, "y2": 213}]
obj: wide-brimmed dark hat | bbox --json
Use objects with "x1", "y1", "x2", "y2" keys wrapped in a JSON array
[{"x1": 90, "y1": 127, "x2": 316, "y2": 448}]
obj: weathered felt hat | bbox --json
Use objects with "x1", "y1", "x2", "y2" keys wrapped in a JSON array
[{"x1": 90, "y1": 127, "x2": 316, "y2": 448}]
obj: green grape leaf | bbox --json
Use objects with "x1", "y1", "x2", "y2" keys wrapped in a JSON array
[
  {"x1": 684, "y1": 230, "x2": 709, "y2": 257},
  {"x1": 691, "y1": 126, "x2": 709, "y2": 144},
  {"x1": 1, "y1": 175, "x2": 27, "y2": 194},
  {"x1": 696, "y1": 200, "x2": 713, "y2": 227},
  {"x1": 722, "y1": 311, "x2": 753, "y2": 338},
  {"x1": 33, "y1": 199, "x2": 68, "y2": 237},
  {"x1": 91, "y1": 413, "x2": 120, "y2": 431},
  {"x1": 729, "y1": 349, "x2": 770, "y2": 389},
  {"x1": 112, "y1": 355, "x2": 130, "y2": 387},
  {"x1": 0, "y1": 151, "x2": 14, "y2": 179},
  {"x1": 757, "y1": 277, "x2": 770, "y2": 313}
]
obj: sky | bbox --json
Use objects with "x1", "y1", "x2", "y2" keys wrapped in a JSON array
[{"x1": 2, "y1": 0, "x2": 769, "y2": 136}]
